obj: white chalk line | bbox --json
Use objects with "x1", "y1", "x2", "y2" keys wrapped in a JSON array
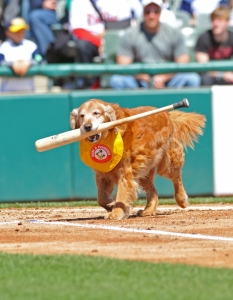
[
  {"x1": 1, "y1": 205, "x2": 232, "y2": 242},
  {"x1": 29, "y1": 220, "x2": 233, "y2": 242},
  {"x1": 0, "y1": 220, "x2": 20, "y2": 225}
]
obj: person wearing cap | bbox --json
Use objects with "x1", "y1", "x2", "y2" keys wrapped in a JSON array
[
  {"x1": 110, "y1": 0, "x2": 200, "y2": 89},
  {"x1": 0, "y1": 17, "x2": 43, "y2": 92}
]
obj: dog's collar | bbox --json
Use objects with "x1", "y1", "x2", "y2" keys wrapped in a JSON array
[{"x1": 80, "y1": 131, "x2": 124, "y2": 172}]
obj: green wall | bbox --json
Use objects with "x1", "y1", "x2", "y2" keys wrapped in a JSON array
[
  {"x1": 0, "y1": 89, "x2": 213, "y2": 202},
  {"x1": 0, "y1": 93, "x2": 72, "y2": 201}
]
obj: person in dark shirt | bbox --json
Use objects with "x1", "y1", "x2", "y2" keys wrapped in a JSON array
[{"x1": 195, "y1": 6, "x2": 233, "y2": 86}]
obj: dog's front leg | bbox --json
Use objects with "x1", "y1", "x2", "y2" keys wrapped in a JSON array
[
  {"x1": 107, "y1": 175, "x2": 137, "y2": 220},
  {"x1": 137, "y1": 169, "x2": 158, "y2": 217},
  {"x1": 96, "y1": 175, "x2": 115, "y2": 212}
]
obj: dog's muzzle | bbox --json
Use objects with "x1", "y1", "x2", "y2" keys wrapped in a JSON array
[
  {"x1": 83, "y1": 123, "x2": 101, "y2": 143},
  {"x1": 87, "y1": 133, "x2": 101, "y2": 143}
]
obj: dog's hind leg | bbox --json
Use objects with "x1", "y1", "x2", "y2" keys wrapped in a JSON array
[
  {"x1": 171, "y1": 173, "x2": 188, "y2": 208},
  {"x1": 159, "y1": 140, "x2": 188, "y2": 208},
  {"x1": 137, "y1": 169, "x2": 158, "y2": 217},
  {"x1": 96, "y1": 176, "x2": 115, "y2": 212}
]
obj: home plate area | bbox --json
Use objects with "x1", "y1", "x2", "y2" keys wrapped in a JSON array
[{"x1": 0, "y1": 204, "x2": 233, "y2": 268}]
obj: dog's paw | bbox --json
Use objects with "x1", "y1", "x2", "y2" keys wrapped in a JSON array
[
  {"x1": 175, "y1": 193, "x2": 189, "y2": 208},
  {"x1": 104, "y1": 204, "x2": 115, "y2": 212},
  {"x1": 137, "y1": 209, "x2": 155, "y2": 217},
  {"x1": 106, "y1": 208, "x2": 127, "y2": 220}
]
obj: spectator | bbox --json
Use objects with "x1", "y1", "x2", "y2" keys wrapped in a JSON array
[
  {"x1": 0, "y1": 17, "x2": 43, "y2": 92},
  {"x1": 179, "y1": 0, "x2": 194, "y2": 17},
  {"x1": 180, "y1": 0, "x2": 224, "y2": 16},
  {"x1": 27, "y1": 0, "x2": 58, "y2": 58},
  {"x1": 195, "y1": 6, "x2": 233, "y2": 86},
  {"x1": 0, "y1": 0, "x2": 21, "y2": 41},
  {"x1": 191, "y1": 0, "x2": 225, "y2": 15},
  {"x1": 68, "y1": 0, "x2": 143, "y2": 89},
  {"x1": 110, "y1": 0, "x2": 200, "y2": 90},
  {"x1": 1, "y1": 0, "x2": 21, "y2": 23},
  {"x1": 228, "y1": 0, "x2": 233, "y2": 26},
  {"x1": 160, "y1": 0, "x2": 182, "y2": 28},
  {"x1": 180, "y1": 0, "x2": 228, "y2": 26}
]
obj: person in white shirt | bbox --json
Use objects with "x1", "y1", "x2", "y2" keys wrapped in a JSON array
[
  {"x1": 191, "y1": 0, "x2": 222, "y2": 15},
  {"x1": 180, "y1": 0, "x2": 224, "y2": 26},
  {"x1": 69, "y1": 0, "x2": 142, "y2": 88},
  {"x1": 160, "y1": 0, "x2": 182, "y2": 28},
  {"x1": 0, "y1": 17, "x2": 43, "y2": 92}
]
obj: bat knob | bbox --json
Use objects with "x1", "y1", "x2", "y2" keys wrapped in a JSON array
[{"x1": 173, "y1": 98, "x2": 189, "y2": 109}]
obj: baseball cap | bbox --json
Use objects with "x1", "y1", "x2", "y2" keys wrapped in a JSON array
[
  {"x1": 5, "y1": 17, "x2": 29, "y2": 32},
  {"x1": 142, "y1": 0, "x2": 163, "y2": 7}
]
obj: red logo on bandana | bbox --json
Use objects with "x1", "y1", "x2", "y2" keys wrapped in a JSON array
[{"x1": 90, "y1": 144, "x2": 112, "y2": 163}]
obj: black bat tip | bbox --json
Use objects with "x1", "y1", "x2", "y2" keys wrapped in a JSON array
[{"x1": 173, "y1": 98, "x2": 189, "y2": 109}]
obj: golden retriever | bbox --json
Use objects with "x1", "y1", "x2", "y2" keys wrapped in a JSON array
[{"x1": 70, "y1": 99, "x2": 206, "y2": 220}]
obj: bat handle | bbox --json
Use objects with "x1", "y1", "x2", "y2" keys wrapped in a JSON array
[{"x1": 173, "y1": 98, "x2": 189, "y2": 109}]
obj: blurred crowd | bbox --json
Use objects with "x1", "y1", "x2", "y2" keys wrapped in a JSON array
[{"x1": 0, "y1": 0, "x2": 233, "y2": 92}]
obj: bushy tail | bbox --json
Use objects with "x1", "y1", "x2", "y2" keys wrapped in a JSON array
[{"x1": 169, "y1": 111, "x2": 206, "y2": 149}]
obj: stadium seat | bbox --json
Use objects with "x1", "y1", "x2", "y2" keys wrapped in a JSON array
[
  {"x1": 169, "y1": 0, "x2": 184, "y2": 13},
  {"x1": 103, "y1": 29, "x2": 126, "y2": 63},
  {"x1": 195, "y1": 13, "x2": 211, "y2": 30},
  {"x1": 175, "y1": 10, "x2": 191, "y2": 28},
  {"x1": 181, "y1": 26, "x2": 208, "y2": 62},
  {"x1": 99, "y1": 29, "x2": 126, "y2": 88}
]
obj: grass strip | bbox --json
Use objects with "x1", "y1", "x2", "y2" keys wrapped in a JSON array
[
  {"x1": 0, "y1": 253, "x2": 232, "y2": 300},
  {"x1": 0, "y1": 197, "x2": 233, "y2": 209}
]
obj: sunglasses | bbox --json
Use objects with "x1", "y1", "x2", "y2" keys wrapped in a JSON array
[{"x1": 144, "y1": 8, "x2": 161, "y2": 15}]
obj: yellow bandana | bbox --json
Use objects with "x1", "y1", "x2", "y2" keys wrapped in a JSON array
[{"x1": 80, "y1": 131, "x2": 124, "y2": 172}]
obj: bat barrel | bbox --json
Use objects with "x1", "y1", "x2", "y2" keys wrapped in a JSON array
[
  {"x1": 35, "y1": 132, "x2": 79, "y2": 152},
  {"x1": 35, "y1": 122, "x2": 111, "y2": 152}
]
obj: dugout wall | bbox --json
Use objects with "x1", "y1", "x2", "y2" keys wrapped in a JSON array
[{"x1": 0, "y1": 88, "x2": 214, "y2": 202}]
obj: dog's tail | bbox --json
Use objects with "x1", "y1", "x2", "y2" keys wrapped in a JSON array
[{"x1": 169, "y1": 111, "x2": 206, "y2": 149}]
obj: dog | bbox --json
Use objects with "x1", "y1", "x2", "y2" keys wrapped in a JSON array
[{"x1": 70, "y1": 99, "x2": 206, "y2": 220}]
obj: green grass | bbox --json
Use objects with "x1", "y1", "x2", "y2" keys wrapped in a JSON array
[
  {"x1": 0, "y1": 200, "x2": 98, "y2": 209},
  {"x1": 159, "y1": 196, "x2": 233, "y2": 205},
  {"x1": 0, "y1": 197, "x2": 233, "y2": 209},
  {"x1": 0, "y1": 253, "x2": 232, "y2": 300}
]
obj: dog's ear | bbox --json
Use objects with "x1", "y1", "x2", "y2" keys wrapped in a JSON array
[
  {"x1": 104, "y1": 105, "x2": 116, "y2": 122},
  {"x1": 70, "y1": 108, "x2": 79, "y2": 129}
]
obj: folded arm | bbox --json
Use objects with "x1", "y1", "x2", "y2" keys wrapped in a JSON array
[{"x1": 196, "y1": 51, "x2": 233, "y2": 82}]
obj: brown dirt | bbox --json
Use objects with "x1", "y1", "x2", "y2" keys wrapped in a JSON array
[{"x1": 0, "y1": 203, "x2": 233, "y2": 268}]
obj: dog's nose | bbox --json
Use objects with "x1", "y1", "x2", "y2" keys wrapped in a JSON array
[{"x1": 84, "y1": 123, "x2": 92, "y2": 131}]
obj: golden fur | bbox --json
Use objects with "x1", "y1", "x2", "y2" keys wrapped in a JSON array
[{"x1": 70, "y1": 99, "x2": 206, "y2": 220}]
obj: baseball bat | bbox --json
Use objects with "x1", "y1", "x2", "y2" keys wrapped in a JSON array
[{"x1": 35, "y1": 98, "x2": 189, "y2": 152}]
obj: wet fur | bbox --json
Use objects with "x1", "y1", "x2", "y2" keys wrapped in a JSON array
[{"x1": 70, "y1": 99, "x2": 206, "y2": 220}]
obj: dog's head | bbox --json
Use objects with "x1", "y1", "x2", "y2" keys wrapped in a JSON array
[{"x1": 70, "y1": 99, "x2": 117, "y2": 143}]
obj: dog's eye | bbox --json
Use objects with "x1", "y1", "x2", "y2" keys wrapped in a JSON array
[
  {"x1": 80, "y1": 114, "x2": 84, "y2": 118},
  {"x1": 93, "y1": 111, "x2": 100, "y2": 116}
]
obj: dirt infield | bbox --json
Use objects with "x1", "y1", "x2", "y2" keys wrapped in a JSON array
[{"x1": 0, "y1": 203, "x2": 233, "y2": 268}]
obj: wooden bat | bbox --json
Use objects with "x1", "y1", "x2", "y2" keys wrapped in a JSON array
[{"x1": 35, "y1": 98, "x2": 189, "y2": 152}]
